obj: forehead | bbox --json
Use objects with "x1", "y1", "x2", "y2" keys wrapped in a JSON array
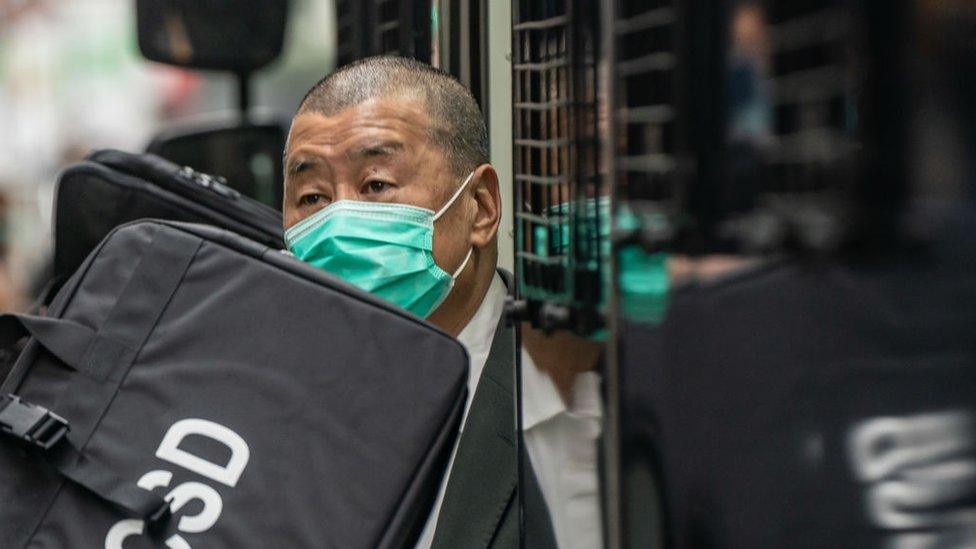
[{"x1": 286, "y1": 96, "x2": 432, "y2": 155}]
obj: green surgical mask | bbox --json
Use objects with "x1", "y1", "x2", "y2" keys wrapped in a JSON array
[
  {"x1": 535, "y1": 196, "x2": 670, "y2": 328},
  {"x1": 285, "y1": 172, "x2": 474, "y2": 318}
]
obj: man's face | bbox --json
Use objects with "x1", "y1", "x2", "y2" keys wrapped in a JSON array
[{"x1": 283, "y1": 96, "x2": 474, "y2": 274}]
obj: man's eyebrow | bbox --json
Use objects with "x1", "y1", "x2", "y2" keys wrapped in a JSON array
[
  {"x1": 285, "y1": 155, "x2": 319, "y2": 176},
  {"x1": 285, "y1": 141, "x2": 404, "y2": 177},
  {"x1": 356, "y1": 141, "x2": 404, "y2": 158}
]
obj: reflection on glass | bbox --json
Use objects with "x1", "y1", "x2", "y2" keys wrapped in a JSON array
[{"x1": 728, "y1": 3, "x2": 773, "y2": 144}]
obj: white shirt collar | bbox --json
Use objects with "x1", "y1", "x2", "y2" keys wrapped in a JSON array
[
  {"x1": 519, "y1": 349, "x2": 566, "y2": 430},
  {"x1": 521, "y1": 347, "x2": 603, "y2": 431},
  {"x1": 453, "y1": 273, "x2": 507, "y2": 427}
]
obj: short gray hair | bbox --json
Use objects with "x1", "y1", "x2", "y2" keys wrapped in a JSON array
[{"x1": 298, "y1": 55, "x2": 489, "y2": 177}]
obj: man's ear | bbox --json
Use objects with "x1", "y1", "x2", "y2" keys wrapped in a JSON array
[{"x1": 469, "y1": 164, "x2": 501, "y2": 249}]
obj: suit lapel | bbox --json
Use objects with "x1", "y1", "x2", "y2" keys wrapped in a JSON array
[{"x1": 430, "y1": 315, "x2": 517, "y2": 549}]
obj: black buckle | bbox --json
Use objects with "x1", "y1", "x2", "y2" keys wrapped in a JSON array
[
  {"x1": 145, "y1": 498, "x2": 173, "y2": 536},
  {"x1": 0, "y1": 394, "x2": 69, "y2": 450}
]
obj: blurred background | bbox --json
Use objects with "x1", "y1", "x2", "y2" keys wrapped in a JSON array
[{"x1": 0, "y1": 0, "x2": 336, "y2": 311}]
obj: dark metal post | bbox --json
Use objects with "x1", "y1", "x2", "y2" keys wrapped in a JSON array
[
  {"x1": 599, "y1": 2, "x2": 623, "y2": 548},
  {"x1": 237, "y1": 72, "x2": 251, "y2": 120}
]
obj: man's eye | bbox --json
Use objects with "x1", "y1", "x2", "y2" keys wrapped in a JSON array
[
  {"x1": 299, "y1": 194, "x2": 324, "y2": 207},
  {"x1": 365, "y1": 180, "x2": 391, "y2": 194}
]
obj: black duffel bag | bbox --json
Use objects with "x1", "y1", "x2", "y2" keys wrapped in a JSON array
[
  {"x1": 0, "y1": 220, "x2": 467, "y2": 548},
  {"x1": 2, "y1": 149, "x2": 284, "y2": 384},
  {"x1": 48, "y1": 149, "x2": 284, "y2": 305}
]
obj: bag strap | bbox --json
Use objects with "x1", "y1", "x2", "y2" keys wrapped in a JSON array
[
  {"x1": 51, "y1": 226, "x2": 200, "y2": 520},
  {"x1": 0, "y1": 313, "x2": 96, "y2": 371},
  {"x1": 56, "y1": 225, "x2": 202, "y2": 446},
  {"x1": 46, "y1": 434, "x2": 172, "y2": 526},
  {"x1": 0, "y1": 394, "x2": 171, "y2": 527}
]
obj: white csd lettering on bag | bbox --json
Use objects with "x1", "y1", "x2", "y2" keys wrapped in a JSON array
[
  {"x1": 847, "y1": 410, "x2": 976, "y2": 548},
  {"x1": 104, "y1": 419, "x2": 250, "y2": 549}
]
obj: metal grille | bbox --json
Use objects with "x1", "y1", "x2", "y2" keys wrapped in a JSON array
[
  {"x1": 699, "y1": 0, "x2": 858, "y2": 253},
  {"x1": 611, "y1": 0, "x2": 679, "y2": 249},
  {"x1": 611, "y1": 0, "x2": 861, "y2": 254},
  {"x1": 512, "y1": 0, "x2": 603, "y2": 333},
  {"x1": 336, "y1": 0, "x2": 366, "y2": 66},
  {"x1": 335, "y1": 0, "x2": 432, "y2": 65},
  {"x1": 758, "y1": 1, "x2": 858, "y2": 249},
  {"x1": 375, "y1": 0, "x2": 403, "y2": 54}
]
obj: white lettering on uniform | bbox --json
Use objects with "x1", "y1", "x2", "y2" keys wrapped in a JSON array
[{"x1": 847, "y1": 410, "x2": 976, "y2": 548}]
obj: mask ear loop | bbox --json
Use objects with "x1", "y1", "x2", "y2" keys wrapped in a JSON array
[
  {"x1": 426, "y1": 246, "x2": 474, "y2": 318},
  {"x1": 433, "y1": 171, "x2": 476, "y2": 222},
  {"x1": 451, "y1": 247, "x2": 474, "y2": 279},
  {"x1": 436, "y1": 171, "x2": 476, "y2": 288}
]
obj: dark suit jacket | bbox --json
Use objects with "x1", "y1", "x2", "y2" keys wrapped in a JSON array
[{"x1": 429, "y1": 281, "x2": 557, "y2": 549}]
